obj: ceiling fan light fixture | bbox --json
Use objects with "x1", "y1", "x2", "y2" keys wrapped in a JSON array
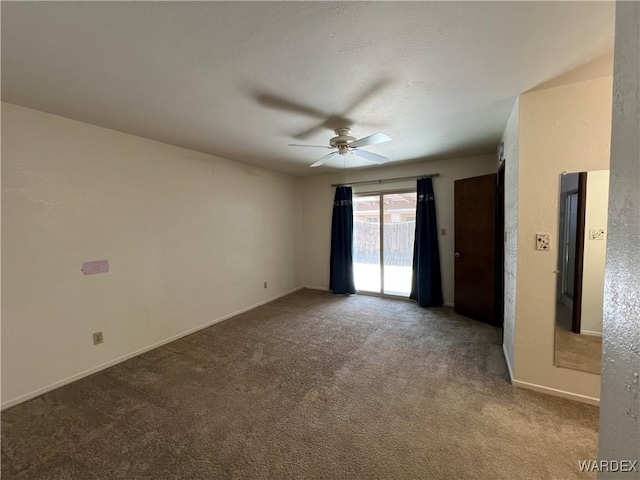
[
  {"x1": 288, "y1": 127, "x2": 391, "y2": 167},
  {"x1": 329, "y1": 129, "x2": 356, "y2": 148}
]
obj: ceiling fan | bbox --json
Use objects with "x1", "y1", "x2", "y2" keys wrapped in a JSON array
[
  {"x1": 253, "y1": 79, "x2": 391, "y2": 140},
  {"x1": 289, "y1": 128, "x2": 391, "y2": 168}
]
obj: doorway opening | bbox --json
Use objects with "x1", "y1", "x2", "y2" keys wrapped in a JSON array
[
  {"x1": 353, "y1": 191, "x2": 417, "y2": 297},
  {"x1": 557, "y1": 172, "x2": 587, "y2": 334}
]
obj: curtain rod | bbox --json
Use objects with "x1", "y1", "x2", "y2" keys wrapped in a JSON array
[{"x1": 331, "y1": 173, "x2": 440, "y2": 188}]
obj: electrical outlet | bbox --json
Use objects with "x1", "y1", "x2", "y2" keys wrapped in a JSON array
[
  {"x1": 536, "y1": 233, "x2": 550, "y2": 251},
  {"x1": 93, "y1": 331, "x2": 103, "y2": 345},
  {"x1": 440, "y1": 228, "x2": 447, "y2": 236},
  {"x1": 264, "y1": 281, "x2": 268, "y2": 289}
]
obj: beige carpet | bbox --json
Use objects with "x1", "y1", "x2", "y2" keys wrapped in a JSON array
[
  {"x1": 555, "y1": 324, "x2": 602, "y2": 375},
  {"x1": 2, "y1": 289, "x2": 598, "y2": 479}
]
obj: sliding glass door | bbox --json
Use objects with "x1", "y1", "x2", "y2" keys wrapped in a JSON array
[
  {"x1": 353, "y1": 192, "x2": 417, "y2": 297},
  {"x1": 382, "y1": 192, "x2": 417, "y2": 295},
  {"x1": 353, "y1": 195, "x2": 381, "y2": 293}
]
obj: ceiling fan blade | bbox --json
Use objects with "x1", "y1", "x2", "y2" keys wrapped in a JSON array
[
  {"x1": 310, "y1": 151, "x2": 341, "y2": 168},
  {"x1": 343, "y1": 78, "x2": 392, "y2": 114},
  {"x1": 349, "y1": 133, "x2": 391, "y2": 149},
  {"x1": 292, "y1": 122, "x2": 329, "y2": 140},
  {"x1": 288, "y1": 144, "x2": 332, "y2": 149},
  {"x1": 351, "y1": 149, "x2": 389, "y2": 164},
  {"x1": 253, "y1": 92, "x2": 326, "y2": 118}
]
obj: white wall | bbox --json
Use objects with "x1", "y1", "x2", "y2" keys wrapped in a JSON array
[
  {"x1": 1, "y1": 103, "x2": 302, "y2": 408},
  {"x1": 514, "y1": 75, "x2": 613, "y2": 402},
  {"x1": 299, "y1": 155, "x2": 498, "y2": 306},
  {"x1": 500, "y1": 99, "x2": 519, "y2": 379},
  {"x1": 580, "y1": 169, "x2": 609, "y2": 336}
]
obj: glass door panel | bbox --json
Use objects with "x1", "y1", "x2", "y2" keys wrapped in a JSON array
[
  {"x1": 563, "y1": 192, "x2": 579, "y2": 299},
  {"x1": 382, "y1": 192, "x2": 417, "y2": 296},
  {"x1": 353, "y1": 195, "x2": 381, "y2": 293}
]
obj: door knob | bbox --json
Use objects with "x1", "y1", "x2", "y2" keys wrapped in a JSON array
[{"x1": 454, "y1": 252, "x2": 460, "y2": 258}]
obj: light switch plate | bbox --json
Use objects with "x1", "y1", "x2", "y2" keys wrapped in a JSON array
[
  {"x1": 536, "y1": 233, "x2": 550, "y2": 251},
  {"x1": 82, "y1": 260, "x2": 109, "y2": 275},
  {"x1": 589, "y1": 229, "x2": 605, "y2": 240}
]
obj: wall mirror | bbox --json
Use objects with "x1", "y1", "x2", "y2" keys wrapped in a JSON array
[{"x1": 554, "y1": 170, "x2": 609, "y2": 375}]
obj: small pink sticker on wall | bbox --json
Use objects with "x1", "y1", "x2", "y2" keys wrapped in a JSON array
[{"x1": 82, "y1": 260, "x2": 109, "y2": 275}]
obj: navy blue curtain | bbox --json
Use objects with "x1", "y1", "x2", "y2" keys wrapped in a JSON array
[
  {"x1": 329, "y1": 186, "x2": 356, "y2": 294},
  {"x1": 410, "y1": 178, "x2": 443, "y2": 307}
]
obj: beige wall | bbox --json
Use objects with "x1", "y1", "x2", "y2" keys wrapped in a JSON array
[
  {"x1": 1, "y1": 103, "x2": 302, "y2": 408},
  {"x1": 299, "y1": 155, "x2": 498, "y2": 306},
  {"x1": 514, "y1": 75, "x2": 612, "y2": 402},
  {"x1": 581, "y1": 169, "x2": 609, "y2": 336}
]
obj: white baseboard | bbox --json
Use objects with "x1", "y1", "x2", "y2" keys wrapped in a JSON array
[
  {"x1": 580, "y1": 330, "x2": 603, "y2": 337},
  {"x1": 500, "y1": 344, "x2": 598, "y2": 405},
  {"x1": 512, "y1": 379, "x2": 600, "y2": 406},
  {"x1": 443, "y1": 302, "x2": 453, "y2": 308},
  {"x1": 1, "y1": 286, "x2": 304, "y2": 411},
  {"x1": 304, "y1": 285, "x2": 329, "y2": 291},
  {"x1": 503, "y1": 344, "x2": 514, "y2": 383}
]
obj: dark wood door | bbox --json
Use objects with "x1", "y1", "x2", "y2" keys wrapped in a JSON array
[
  {"x1": 454, "y1": 173, "x2": 498, "y2": 326},
  {"x1": 571, "y1": 172, "x2": 587, "y2": 333}
]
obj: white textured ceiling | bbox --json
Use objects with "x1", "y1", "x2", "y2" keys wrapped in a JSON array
[{"x1": 1, "y1": 2, "x2": 615, "y2": 176}]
